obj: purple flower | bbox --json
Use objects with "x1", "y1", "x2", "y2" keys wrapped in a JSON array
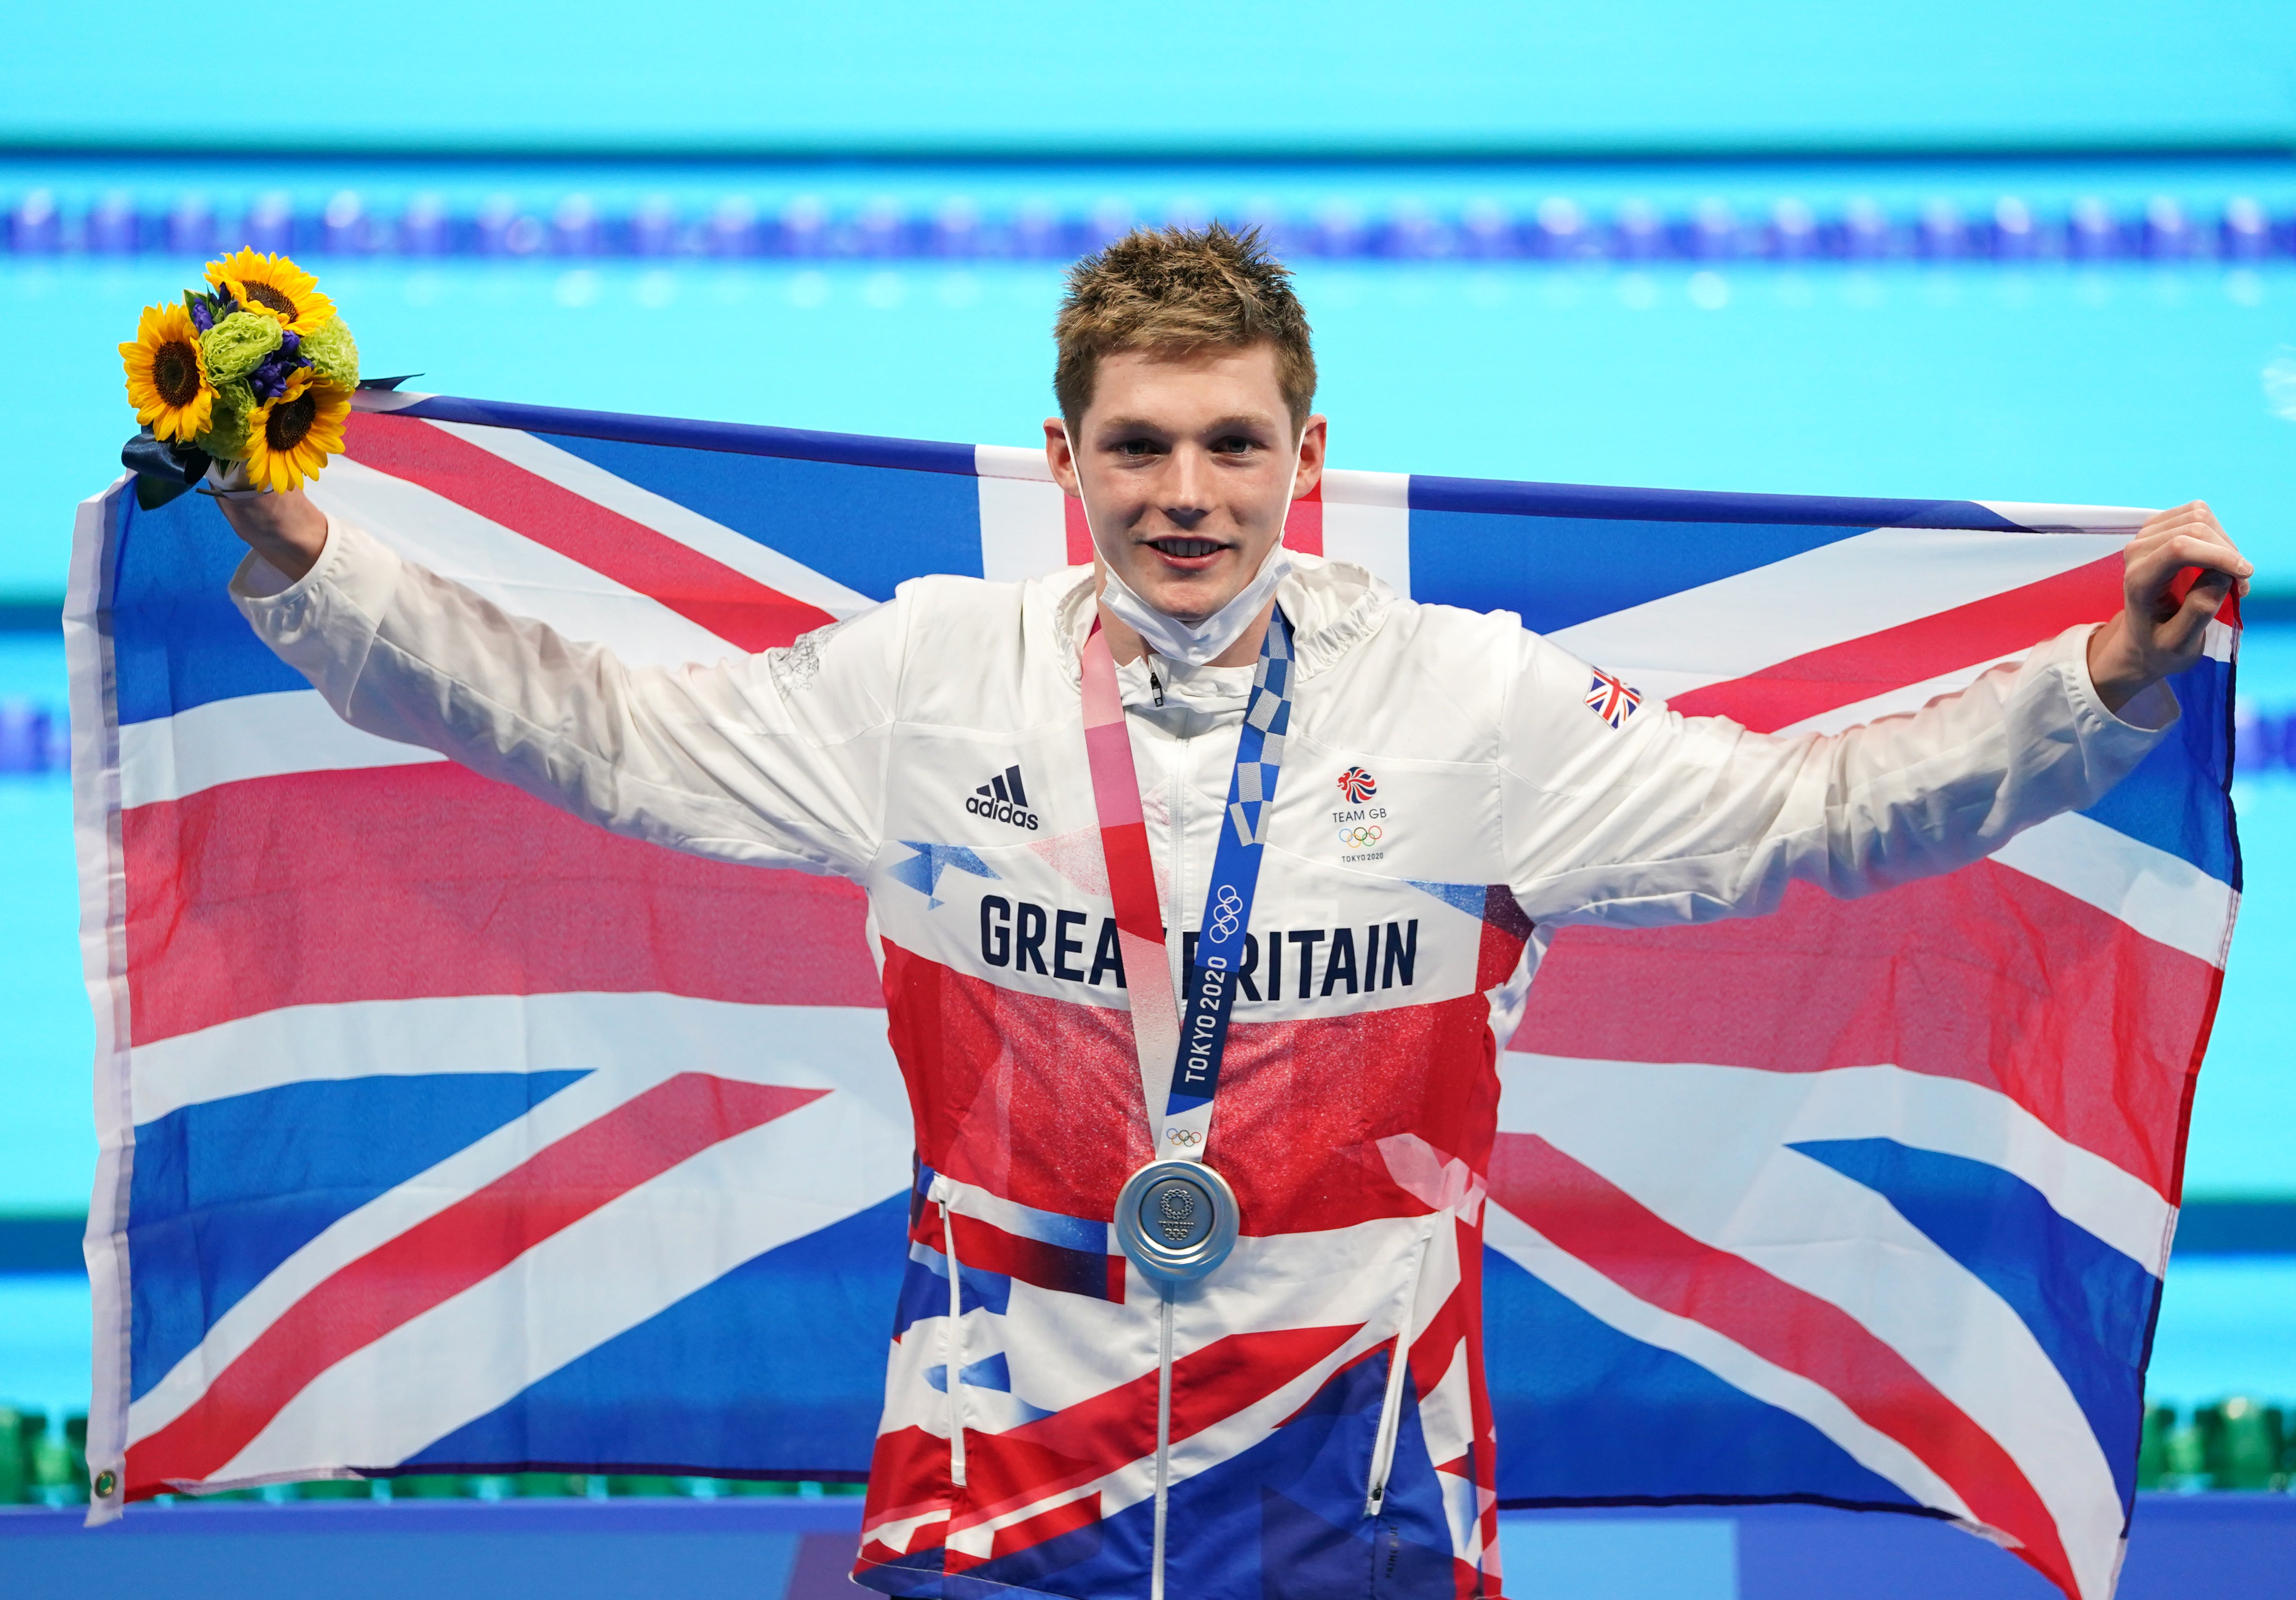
[
  {"x1": 188, "y1": 297, "x2": 214, "y2": 332},
  {"x1": 247, "y1": 331, "x2": 310, "y2": 402}
]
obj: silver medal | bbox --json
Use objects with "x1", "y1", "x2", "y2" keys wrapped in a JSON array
[{"x1": 1114, "y1": 1159, "x2": 1239, "y2": 1288}]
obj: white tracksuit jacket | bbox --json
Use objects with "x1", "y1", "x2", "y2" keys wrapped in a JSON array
[{"x1": 233, "y1": 522, "x2": 2173, "y2": 1600}]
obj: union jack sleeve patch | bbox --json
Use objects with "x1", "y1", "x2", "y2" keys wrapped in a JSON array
[{"x1": 1585, "y1": 668, "x2": 1642, "y2": 729}]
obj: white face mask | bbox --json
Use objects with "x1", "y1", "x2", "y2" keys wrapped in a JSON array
[{"x1": 1073, "y1": 424, "x2": 1305, "y2": 668}]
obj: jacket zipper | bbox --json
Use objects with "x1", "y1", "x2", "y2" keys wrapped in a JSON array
[
  {"x1": 931, "y1": 1177, "x2": 967, "y2": 1488},
  {"x1": 1365, "y1": 1225, "x2": 1434, "y2": 1516}
]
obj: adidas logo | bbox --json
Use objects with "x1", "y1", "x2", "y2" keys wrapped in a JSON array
[{"x1": 966, "y1": 763, "x2": 1040, "y2": 832}]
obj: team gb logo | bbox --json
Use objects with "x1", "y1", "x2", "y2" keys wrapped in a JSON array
[{"x1": 1336, "y1": 766, "x2": 1377, "y2": 804}]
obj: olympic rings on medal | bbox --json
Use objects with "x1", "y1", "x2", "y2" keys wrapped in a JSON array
[
  {"x1": 1337, "y1": 825, "x2": 1384, "y2": 847},
  {"x1": 1207, "y1": 884, "x2": 1244, "y2": 939},
  {"x1": 1166, "y1": 1127, "x2": 1204, "y2": 1147}
]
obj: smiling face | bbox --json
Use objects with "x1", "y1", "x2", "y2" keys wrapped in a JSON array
[{"x1": 1046, "y1": 342, "x2": 1327, "y2": 630}]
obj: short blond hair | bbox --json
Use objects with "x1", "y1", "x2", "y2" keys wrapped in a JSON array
[{"x1": 1054, "y1": 223, "x2": 1317, "y2": 430}]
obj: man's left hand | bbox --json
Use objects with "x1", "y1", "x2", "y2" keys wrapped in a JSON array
[{"x1": 2087, "y1": 501, "x2": 2252, "y2": 715}]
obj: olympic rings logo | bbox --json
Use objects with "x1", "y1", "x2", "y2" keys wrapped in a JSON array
[
  {"x1": 1166, "y1": 1128, "x2": 1204, "y2": 1146},
  {"x1": 1207, "y1": 885, "x2": 1244, "y2": 939},
  {"x1": 1337, "y1": 825, "x2": 1384, "y2": 848}
]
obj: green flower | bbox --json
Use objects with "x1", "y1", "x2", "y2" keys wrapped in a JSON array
[
  {"x1": 199, "y1": 312, "x2": 282, "y2": 387},
  {"x1": 195, "y1": 378, "x2": 257, "y2": 461},
  {"x1": 298, "y1": 315, "x2": 359, "y2": 391}
]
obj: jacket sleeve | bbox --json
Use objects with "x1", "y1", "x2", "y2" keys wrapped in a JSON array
[
  {"x1": 1499, "y1": 622, "x2": 2179, "y2": 929},
  {"x1": 229, "y1": 516, "x2": 897, "y2": 880}
]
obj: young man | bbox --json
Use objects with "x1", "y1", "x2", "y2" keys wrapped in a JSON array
[{"x1": 216, "y1": 225, "x2": 2246, "y2": 1600}]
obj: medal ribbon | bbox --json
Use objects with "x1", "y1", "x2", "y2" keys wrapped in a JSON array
[{"x1": 1079, "y1": 609, "x2": 1296, "y2": 1160}]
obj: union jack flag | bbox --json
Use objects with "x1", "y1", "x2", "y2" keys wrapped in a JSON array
[
  {"x1": 67, "y1": 391, "x2": 2236, "y2": 1600},
  {"x1": 1585, "y1": 667, "x2": 1642, "y2": 728}
]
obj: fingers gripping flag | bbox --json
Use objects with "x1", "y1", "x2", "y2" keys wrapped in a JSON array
[{"x1": 68, "y1": 392, "x2": 2236, "y2": 1600}]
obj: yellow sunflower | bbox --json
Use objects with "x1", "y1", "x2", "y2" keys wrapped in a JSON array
[
  {"x1": 242, "y1": 371, "x2": 352, "y2": 493},
  {"x1": 203, "y1": 248, "x2": 337, "y2": 335},
  {"x1": 119, "y1": 302, "x2": 216, "y2": 443}
]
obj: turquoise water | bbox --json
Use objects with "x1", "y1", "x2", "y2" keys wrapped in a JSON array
[
  {"x1": 0, "y1": 1275, "x2": 88, "y2": 1416},
  {"x1": 7, "y1": 1, "x2": 2295, "y2": 152},
  {"x1": 2202, "y1": 623, "x2": 2296, "y2": 1200},
  {"x1": 15, "y1": 255, "x2": 2296, "y2": 598}
]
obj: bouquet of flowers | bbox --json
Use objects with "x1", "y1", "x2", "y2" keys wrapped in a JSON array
[{"x1": 119, "y1": 249, "x2": 359, "y2": 508}]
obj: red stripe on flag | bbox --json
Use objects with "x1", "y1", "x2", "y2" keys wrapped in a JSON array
[
  {"x1": 1487, "y1": 1132, "x2": 2079, "y2": 1600},
  {"x1": 123, "y1": 763, "x2": 883, "y2": 1045},
  {"x1": 342, "y1": 411, "x2": 837, "y2": 651},
  {"x1": 1064, "y1": 496, "x2": 1093, "y2": 567},
  {"x1": 1669, "y1": 557, "x2": 2123, "y2": 733},
  {"x1": 1509, "y1": 860, "x2": 2213, "y2": 1197},
  {"x1": 1283, "y1": 482, "x2": 1324, "y2": 556},
  {"x1": 126, "y1": 1073, "x2": 825, "y2": 1494}
]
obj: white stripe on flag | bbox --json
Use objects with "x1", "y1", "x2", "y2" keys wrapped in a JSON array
[
  {"x1": 425, "y1": 421, "x2": 876, "y2": 618},
  {"x1": 1321, "y1": 469, "x2": 1412, "y2": 598},
  {"x1": 213, "y1": 1085, "x2": 912, "y2": 1482},
  {"x1": 1497, "y1": 1056, "x2": 2174, "y2": 1273},
  {"x1": 126, "y1": 999, "x2": 905, "y2": 1445},
  {"x1": 975, "y1": 444, "x2": 1073, "y2": 583},
  {"x1": 976, "y1": 443, "x2": 1055, "y2": 483},
  {"x1": 1481, "y1": 1198, "x2": 1977, "y2": 1525},
  {"x1": 1501, "y1": 1056, "x2": 2126, "y2": 1600},
  {"x1": 1989, "y1": 811, "x2": 2236, "y2": 970},
  {"x1": 1548, "y1": 529, "x2": 2124, "y2": 703},
  {"x1": 130, "y1": 992, "x2": 900, "y2": 1129},
  {"x1": 1978, "y1": 502, "x2": 2154, "y2": 535},
  {"x1": 119, "y1": 690, "x2": 443, "y2": 810},
  {"x1": 307, "y1": 457, "x2": 742, "y2": 667}
]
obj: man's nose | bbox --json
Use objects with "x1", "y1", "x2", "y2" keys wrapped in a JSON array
[{"x1": 1162, "y1": 447, "x2": 1213, "y2": 529}]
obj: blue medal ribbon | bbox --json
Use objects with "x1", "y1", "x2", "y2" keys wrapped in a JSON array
[{"x1": 1159, "y1": 608, "x2": 1295, "y2": 1140}]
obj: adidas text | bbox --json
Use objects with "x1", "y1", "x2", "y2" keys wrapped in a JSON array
[{"x1": 969, "y1": 764, "x2": 1041, "y2": 832}]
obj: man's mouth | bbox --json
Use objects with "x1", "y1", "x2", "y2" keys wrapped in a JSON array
[{"x1": 1144, "y1": 537, "x2": 1227, "y2": 560}]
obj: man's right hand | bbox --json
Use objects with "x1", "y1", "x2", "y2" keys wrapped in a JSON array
[{"x1": 212, "y1": 484, "x2": 331, "y2": 581}]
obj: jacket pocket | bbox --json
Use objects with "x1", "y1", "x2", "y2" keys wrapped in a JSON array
[{"x1": 1365, "y1": 1222, "x2": 1436, "y2": 1516}]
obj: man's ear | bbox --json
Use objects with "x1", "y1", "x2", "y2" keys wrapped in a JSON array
[
  {"x1": 1043, "y1": 418, "x2": 1081, "y2": 497},
  {"x1": 1292, "y1": 414, "x2": 1330, "y2": 500}
]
